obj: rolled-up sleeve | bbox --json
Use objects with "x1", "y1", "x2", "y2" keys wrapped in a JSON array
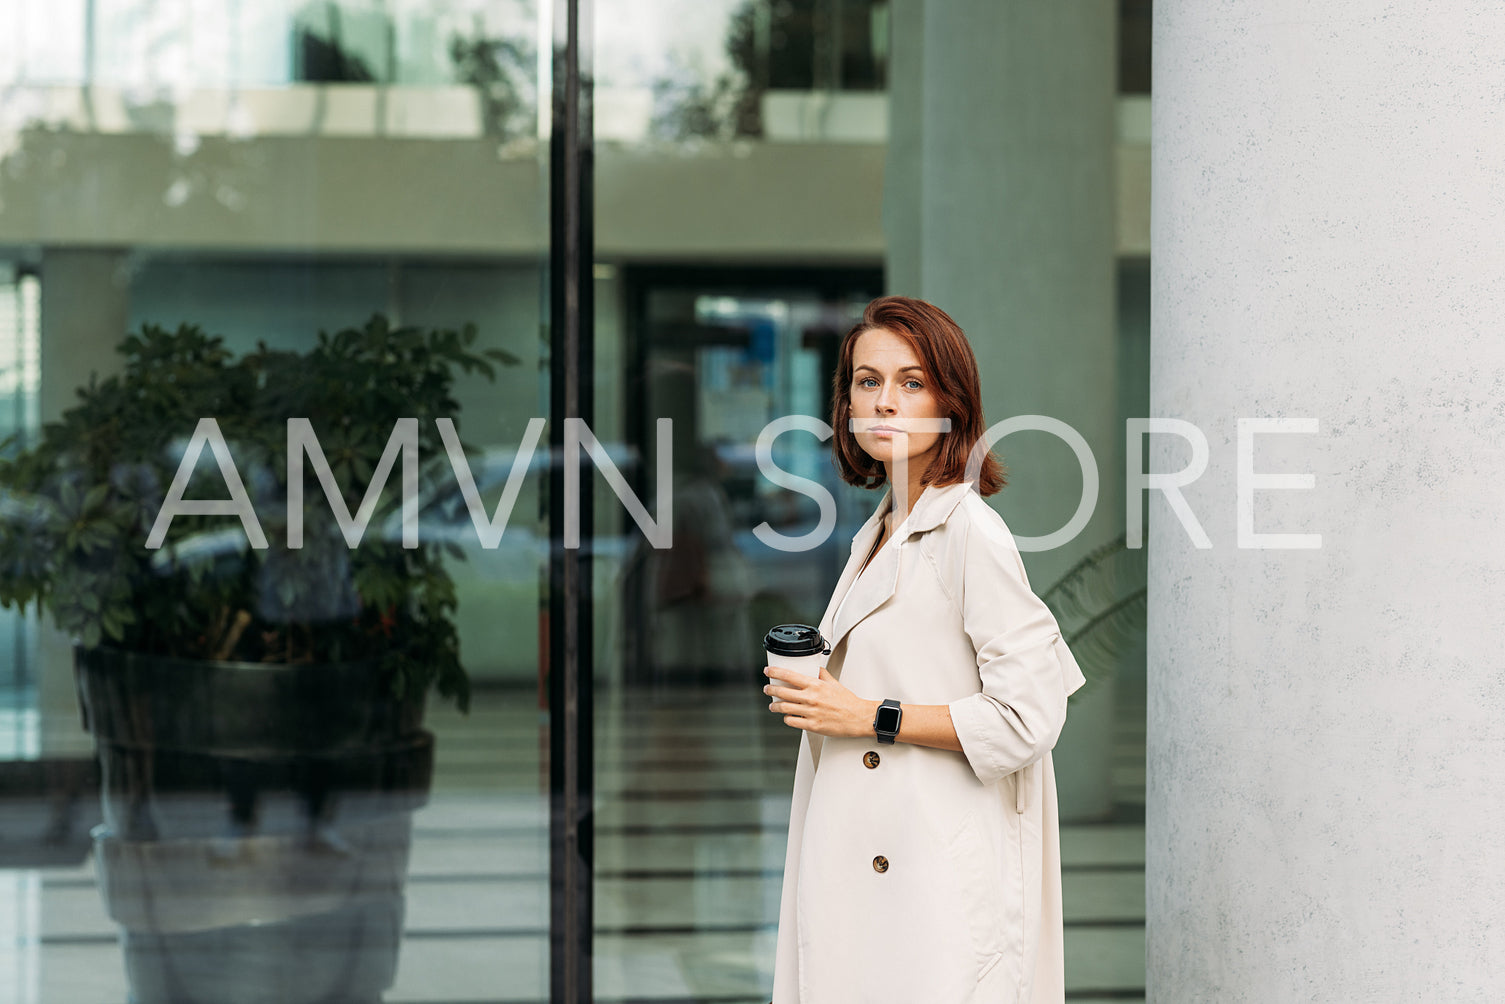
[{"x1": 944, "y1": 510, "x2": 1088, "y2": 787}]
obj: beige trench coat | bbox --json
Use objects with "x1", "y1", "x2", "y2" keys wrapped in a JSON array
[{"x1": 770, "y1": 481, "x2": 1087, "y2": 1004}]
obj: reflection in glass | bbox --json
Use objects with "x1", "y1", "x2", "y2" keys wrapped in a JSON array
[
  {"x1": 598, "y1": 270, "x2": 877, "y2": 999},
  {"x1": 595, "y1": 0, "x2": 889, "y2": 143},
  {"x1": 0, "y1": 0, "x2": 1152, "y2": 998},
  {"x1": 0, "y1": 269, "x2": 39, "y2": 711},
  {"x1": 0, "y1": 0, "x2": 551, "y2": 999}
]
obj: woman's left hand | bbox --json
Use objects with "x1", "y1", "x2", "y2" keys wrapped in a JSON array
[{"x1": 764, "y1": 666, "x2": 877, "y2": 740}]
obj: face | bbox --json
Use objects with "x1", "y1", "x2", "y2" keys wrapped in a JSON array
[{"x1": 847, "y1": 327, "x2": 946, "y2": 478}]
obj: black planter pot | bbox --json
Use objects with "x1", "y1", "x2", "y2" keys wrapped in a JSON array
[{"x1": 75, "y1": 647, "x2": 433, "y2": 1004}]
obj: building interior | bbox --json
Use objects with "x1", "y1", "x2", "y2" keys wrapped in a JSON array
[{"x1": 0, "y1": 2, "x2": 1151, "y2": 1001}]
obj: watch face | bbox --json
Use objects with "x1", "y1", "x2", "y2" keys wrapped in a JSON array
[{"x1": 875, "y1": 704, "x2": 901, "y2": 733}]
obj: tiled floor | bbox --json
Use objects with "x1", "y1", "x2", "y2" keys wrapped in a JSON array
[{"x1": 0, "y1": 672, "x2": 1146, "y2": 1002}]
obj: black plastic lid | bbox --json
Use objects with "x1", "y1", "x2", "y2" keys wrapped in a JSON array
[{"x1": 763, "y1": 624, "x2": 829, "y2": 657}]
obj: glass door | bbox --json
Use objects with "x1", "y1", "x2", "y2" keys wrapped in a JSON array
[
  {"x1": 584, "y1": 0, "x2": 892, "y2": 996},
  {"x1": 0, "y1": 2, "x2": 554, "y2": 1001},
  {"x1": 0, "y1": 2, "x2": 1147, "y2": 1001}
]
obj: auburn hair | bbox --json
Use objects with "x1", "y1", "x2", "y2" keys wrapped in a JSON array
[{"x1": 830, "y1": 295, "x2": 1007, "y2": 496}]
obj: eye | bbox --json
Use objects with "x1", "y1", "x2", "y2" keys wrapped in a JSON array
[
  {"x1": 904, "y1": 379, "x2": 924, "y2": 390},
  {"x1": 856, "y1": 376, "x2": 877, "y2": 388}
]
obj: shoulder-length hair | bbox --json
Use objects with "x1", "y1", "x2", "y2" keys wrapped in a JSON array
[{"x1": 830, "y1": 295, "x2": 1006, "y2": 496}]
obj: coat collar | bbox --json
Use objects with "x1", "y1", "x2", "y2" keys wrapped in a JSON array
[
  {"x1": 818, "y1": 481, "x2": 976, "y2": 657},
  {"x1": 850, "y1": 479, "x2": 975, "y2": 542}
]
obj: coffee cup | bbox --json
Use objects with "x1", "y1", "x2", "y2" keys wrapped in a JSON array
[{"x1": 764, "y1": 624, "x2": 830, "y2": 705}]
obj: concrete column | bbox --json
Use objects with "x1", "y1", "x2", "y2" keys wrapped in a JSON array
[
  {"x1": 885, "y1": 0, "x2": 1119, "y2": 584},
  {"x1": 1151, "y1": 3, "x2": 1505, "y2": 996},
  {"x1": 885, "y1": 0, "x2": 1121, "y2": 821},
  {"x1": 37, "y1": 249, "x2": 131, "y2": 753}
]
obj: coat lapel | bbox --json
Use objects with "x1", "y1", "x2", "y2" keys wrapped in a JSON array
[
  {"x1": 804, "y1": 481, "x2": 976, "y2": 773},
  {"x1": 816, "y1": 487, "x2": 892, "y2": 651},
  {"x1": 821, "y1": 481, "x2": 977, "y2": 656}
]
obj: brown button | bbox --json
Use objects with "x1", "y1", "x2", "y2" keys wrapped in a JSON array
[
  {"x1": 863, "y1": 751, "x2": 880, "y2": 769},
  {"x1": 872, "y1": 855, "x2": 888, "y2": 873}
]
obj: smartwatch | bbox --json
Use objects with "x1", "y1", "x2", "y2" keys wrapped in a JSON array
[{"x1": 873, "y1": 699, "x2": 902, "y2": 744}]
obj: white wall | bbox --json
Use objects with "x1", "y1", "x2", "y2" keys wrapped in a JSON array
[{"x1": 1150, "y1": 2, "x2": 1505, "y2": 996}]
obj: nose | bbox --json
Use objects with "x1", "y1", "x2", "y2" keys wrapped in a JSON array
[{"x1": 873, "y1": 383, "x2": 897, "y2": 414}]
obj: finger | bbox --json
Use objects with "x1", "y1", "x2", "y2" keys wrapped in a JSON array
[{"x1": 782, "y1": 714, "x2": 817, "y2": 731}]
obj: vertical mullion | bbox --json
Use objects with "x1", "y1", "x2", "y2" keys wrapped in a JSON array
[{"x1": 548, "y1": 0, "x2": 594, "y2": 1001}]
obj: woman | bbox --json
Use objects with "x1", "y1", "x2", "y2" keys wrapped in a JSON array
[{"x1": 765, "y1": 296, "x2": 1087, "y2": 1003}]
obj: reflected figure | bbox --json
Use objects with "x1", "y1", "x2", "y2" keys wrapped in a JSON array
[{"x1": 628, "y1": 441, "x2": 754, "y2": 687}]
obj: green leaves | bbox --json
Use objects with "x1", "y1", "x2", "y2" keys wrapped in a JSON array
[
  {"x1": 0, "y1": 314, "x2": 520, "y2": 712},
  {"x1": 1041, "y1": 533, "x2": 1147, "y2": 704}
]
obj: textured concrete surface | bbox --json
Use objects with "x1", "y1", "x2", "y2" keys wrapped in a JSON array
[{"x1": 1149, "y1": 2, "x2": 1505, "y2": 999}]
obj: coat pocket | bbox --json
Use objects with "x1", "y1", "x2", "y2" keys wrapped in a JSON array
[{"x1": 944, "y1": 807, "x2": 1023, "y2": 987}]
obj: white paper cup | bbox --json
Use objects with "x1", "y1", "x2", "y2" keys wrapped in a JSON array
[{"x1": 764, "y1": 624, "x2": 830, "y2": 707}]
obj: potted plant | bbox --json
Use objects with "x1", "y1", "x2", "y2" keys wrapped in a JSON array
[
  {"x1": 1043, "y1": 533, "x2": 1147, "y2": 824},
  {"x1": 0, "y1": 316, "x2": 515, "y2": 1004}
]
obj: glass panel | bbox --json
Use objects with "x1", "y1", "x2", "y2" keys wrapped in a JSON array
[
  {"x1": 595, "y1": 267, "x2": 881, "y2": 1000},
  {"x1": 593, "y1": 4, "x2": 1147, "y2": 1004},
  {"x1": 594, "y1": 0, "x2": 889, "y2": 143},
  {"x1": 594, "y1": 6, "x2": 889, "y2": 998},
  {"x1": 0, "y1": 4, "x2": 552, "y2": 1003}
]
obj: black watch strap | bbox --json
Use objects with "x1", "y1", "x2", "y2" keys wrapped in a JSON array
[{"x1": 873, "y1": 698, "x2": 902, "y2": 745}]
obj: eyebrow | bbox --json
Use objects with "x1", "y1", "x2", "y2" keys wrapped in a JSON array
[{"x1": 853, "y1": 365, "x2": 924, "y2": 374}]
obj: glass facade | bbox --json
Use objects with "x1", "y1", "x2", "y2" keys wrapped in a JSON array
[{"x1": 0, "y1": 2, "x2": 1148, "y2": 1001}]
